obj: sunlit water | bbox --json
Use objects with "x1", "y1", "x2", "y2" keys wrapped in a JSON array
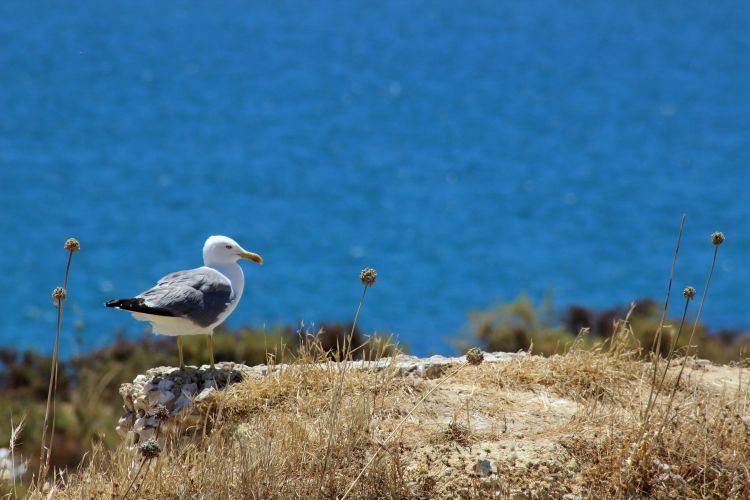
[{"x1": 1, "y1": 1, "x2": 748, "y2": 356}]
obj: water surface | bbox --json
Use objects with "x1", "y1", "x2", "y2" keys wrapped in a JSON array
[{"x1": 1, "y1": 1, "x2": 748, "y2": 355}]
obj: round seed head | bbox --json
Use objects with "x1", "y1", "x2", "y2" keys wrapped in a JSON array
[
  {"x1": 711, "y1": 232, "x2": 725, "y2": 246},
  {"x1": 682, "y1": 286, "x2": 696, "y2": 300},
  {"x1": 360, "y1": 267, "x2": 377, "y2": 286},
  {"x1": 150, "y1": 405, "x2": 170, "y2": 423},
  {"x1": 138, "y1": 438, "x2": 162, "y2": 459},
  {"x1": 465, "y1": 347, "x2": 484, "y2": 366},
  {"x1": 64, "y1": 238, "x2": 80, "y2": 252},
  {"x1": 52, "y1": 287, "x2": 67, "y2": 307}
]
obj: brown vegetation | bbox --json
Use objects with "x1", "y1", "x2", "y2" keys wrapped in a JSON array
[
  {"x1": 4, "y1": 224, "x2": 748, "y2": 498},
  {"x1": 26, "y1": 326, "x2": 749, "y2": 499}
]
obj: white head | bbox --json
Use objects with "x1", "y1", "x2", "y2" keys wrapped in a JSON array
[{"x1": 202, "y1": 235, "x2": 263, "y2": 266}]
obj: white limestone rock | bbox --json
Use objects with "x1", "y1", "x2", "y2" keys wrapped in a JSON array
[{"x1": 115, "y1": 353, "x2": 523, "y2": 443}]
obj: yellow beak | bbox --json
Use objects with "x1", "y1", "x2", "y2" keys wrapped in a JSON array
[{"x1": 239, "y1": 251, "x2": 263, "y2": 264}]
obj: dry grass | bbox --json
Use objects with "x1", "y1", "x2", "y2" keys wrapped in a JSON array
[
  {"x1": 43, "y1": 350, "x2": 416, "y2": 499},
  {"x1": 27, "y1": 324, "x2": 748, "y2": 499},
  {"x1": 10, "y1": 224, "x2": 748, "y2": 498},
  {"x1": 564, "y1": 374, "x2": 750, "y2": 498}
]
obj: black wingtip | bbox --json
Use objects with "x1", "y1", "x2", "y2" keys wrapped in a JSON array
[{"x1": 104, "y1": 298, "x2": 176, "y2": 317}]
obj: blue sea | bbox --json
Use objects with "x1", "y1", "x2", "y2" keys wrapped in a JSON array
[{"x1": 1, "y1": 1, "x2": 748, "y2": 357}]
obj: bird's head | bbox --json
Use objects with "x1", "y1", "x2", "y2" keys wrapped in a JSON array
[{"x1": 203, "y1": 235, "x2": 263, "y2": 266}]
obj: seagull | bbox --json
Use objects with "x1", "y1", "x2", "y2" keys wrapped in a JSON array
[{"x1": 106, "y1": 235, "x2": 263, "y2": 369}]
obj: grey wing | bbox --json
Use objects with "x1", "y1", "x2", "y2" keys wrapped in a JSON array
[{"x1": 139, "y1": 268, "x2": 233, "y2": 327}]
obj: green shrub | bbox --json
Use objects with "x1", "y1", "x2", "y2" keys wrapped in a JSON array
[{"x1": 465, "y1": 294, "x2": 750, "y2": 364}]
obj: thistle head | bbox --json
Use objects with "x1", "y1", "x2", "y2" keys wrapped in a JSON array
[
  {"x1": 711, "y1": 232, "x2": 725, "y2": 246},
  {"x1": 465, "y1": 347, "x2": 484, "y2": 366},
  {"x1": 682, "y1": 286, "x2": 696, "y2": 300},
  {"x1": 52, "y1": 287, "x2": 67, "y2": 307},
  {"x1": 360, "y1": 267, "x2": 377, "y2": 286},
  {"x1": 150, "y1": 405, "x2": 170, "y2": 424},
  {"x1": 64, "y1": 238, "x2": 80, "y2": 253},
  {"x1": 138, "y1": 438, "x2": 162, "y2": 459}
]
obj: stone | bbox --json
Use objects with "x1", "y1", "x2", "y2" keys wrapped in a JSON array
[
  {"x1": 133, "y1": 416, "x2": 146, "y2": 432},
  {"x1": 147, "y1": 390, "x2": 162, "y2": 406},
  {"x1": 139, "y1": 427, "x2": 156, "y2": 442},
  {"x1": 133, "y1": 395, "x2": 150, "y2": 412},
  {"x1": 159, "y1": 390, "x2": 177, "y2": 406},
  {"x1": 158, "y1": 379, "x2": 175, "y2": 391},
  {"x1": 181, "y1": 383, "x2": 199, "y2": 395},
  {"x1": 172, "y1": 393, "x2": 194, "y2": 414},
  {"x1": 195, "y1": 387, "x2": 216, "y2": 403},
  {"x1": 115, "y1": 352, "x2": 526, "y2": 443},
  {"x1": 474, "y1": 458, "x2": 496, "y2": 476}
]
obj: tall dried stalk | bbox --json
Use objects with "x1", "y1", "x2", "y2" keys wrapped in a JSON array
[
  {"x1": 38, "y1": 238, "x2": 79, "y2": 486},
  {"x1": 318, "y1": 268, "x2": 376, "y2": 496},
  {"x1": 635, "y1": 232, "x2": 724, "y2": 478},
  {"x1": 665, "y1": 234, "x2": 723, "y2": 415},
  {"x1": 644, "y1": 214, "x2": 685, "y2": 418},
  {"x1": 653, "y1": 291, "x2": 693, "y2": 396}
]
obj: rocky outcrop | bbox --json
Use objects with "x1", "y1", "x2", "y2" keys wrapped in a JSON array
[
  {"x1": 116, "y1": 362, "x2": 248, "y2": 444},
  {"x1": 116, "y1": 351, "x2": 523, "y2": 444}
]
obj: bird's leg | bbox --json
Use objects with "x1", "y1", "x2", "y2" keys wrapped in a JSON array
[
  {"x1": 208, "y1": 334, "x2": 215, "y2": 369},
  {"x1": 177, "y1": 336, "x2": 184, "y2": 369}
]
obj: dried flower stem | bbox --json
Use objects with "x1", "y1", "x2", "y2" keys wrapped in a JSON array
[
  {"x1": 653, "y1": 296, "x2": 691, "y2": 395},
  {"x1": 669, "y1": 242, "x2": 721, "y2": 406},
  {"x1": 38, "y1": 243, "x2": 77, "y2": 485},
  {"x1": 122, "y1": 457, "x2": 148, "y2": 499},
  {"x1": 319, "y1": 274, "x2": 374, "y2": 495},
  {"x1": 645, "y1": 214, "x2": 685, "y2": 418},
  {"x1": 346, "y1": 285, "x2": 369, "y2": 354},
  {"x1": 637, "y1": 237, "x2": 724, "y2": 473},
  {"x1": 123, "y1": 425, "x2": 163, "y2": 499}
]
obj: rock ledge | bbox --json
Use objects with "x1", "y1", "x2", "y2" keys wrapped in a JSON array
[{"x1": 116, "y1": 351, "x2": 523, "y2": 443}]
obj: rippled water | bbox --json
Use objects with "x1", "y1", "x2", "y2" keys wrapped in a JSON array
[{"x1": 1, "y1": 1, "x2": 748, "y2": 356}]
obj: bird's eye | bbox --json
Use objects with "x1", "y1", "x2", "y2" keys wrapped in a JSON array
[{"x1": 225, "y1": 245, "x2": 233, "y2": 249}]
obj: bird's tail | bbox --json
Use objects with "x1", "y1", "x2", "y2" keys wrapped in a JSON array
[
  {"x1": 105, "y1": 299, "x2": 129, "y2": 309},
  {"x1": 105, "y1": 298, "x2": 175, "y2": 317}
]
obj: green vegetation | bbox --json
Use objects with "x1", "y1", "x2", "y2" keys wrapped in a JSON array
[
  {"x1": 2, "y1": 290, "x2": 746, "y2": 494},
  {"x1": 3, "y1": 225, "x2": 749, "y2": 498},
  {"x1": 465, "y1": 294, "x2": 750, "y2": 364},
  {"x1": 8, "y1": 318, "x2": 749, "y2": 499},
  {"x1": 0, "y1": 323, "x2": 394, "y2": 491}
]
